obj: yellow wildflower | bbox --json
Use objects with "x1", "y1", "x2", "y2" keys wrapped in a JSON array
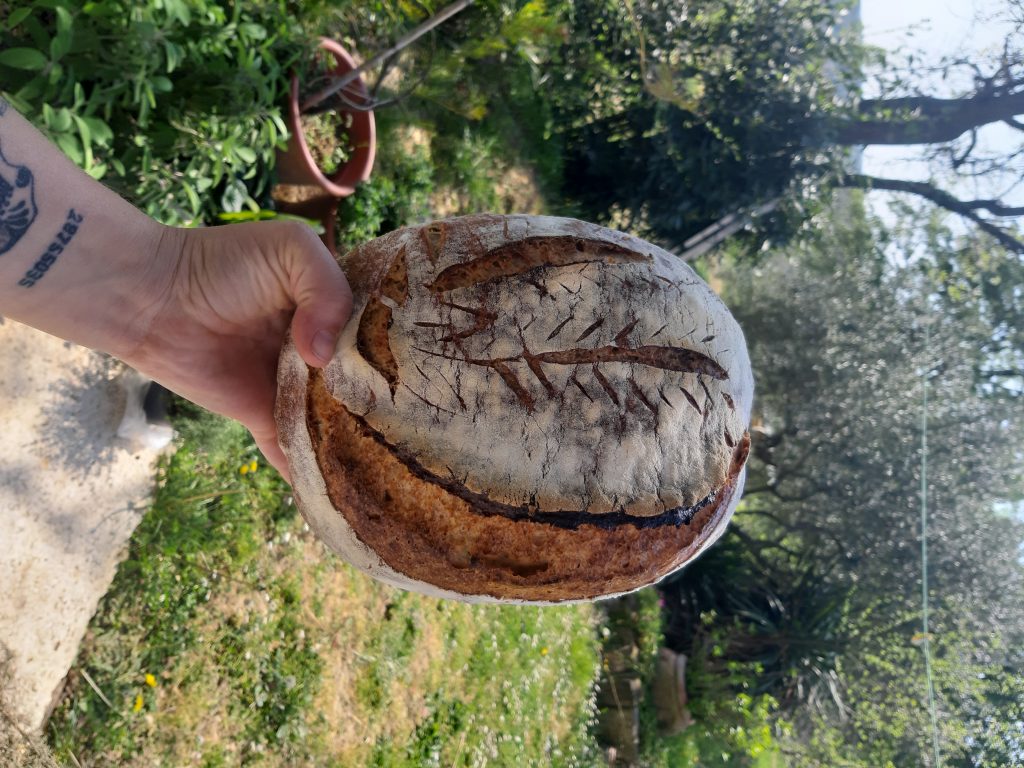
[
  {"x1": 133, "y1": 694, "x2": 143, "y2": 712},
  {"x1": 239, "y1": 464, "x2": 249, "y2": 475},
  {"x1": 540, "y1": 647, "x2": 549, "y2": 656},
  {"x1": 145, "y1": 673, "x2": 157, "y2": 688},
  {"x1": 249, "y1": 459, "x2": 258, "y2": 473}
]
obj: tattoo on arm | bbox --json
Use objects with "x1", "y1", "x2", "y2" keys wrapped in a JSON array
[
  {"x1": 0, "y1": 144, "x2": 37, "y2": 256},
  {"x1": 0, "y1": 108, "x2": 84, "y2": 288},
  {"x1": 17, "y1": 209, "x2": 84, "y2": 288}
]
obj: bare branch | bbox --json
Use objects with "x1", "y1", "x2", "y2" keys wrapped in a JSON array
[
  {"x1": 952, "y1": 128, "x2": 978, "y2": 169},
  {"x1": 980, "y1": 368, "x2": 1024, "y2": 378},
  {"x1": 838, "y1": 174, "x2": 1024, "y2": 253},
  {"x1": 300, "y1": 0, "x2": 475, "y2": 112}
]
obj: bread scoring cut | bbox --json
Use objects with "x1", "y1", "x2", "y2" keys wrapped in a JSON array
[{"x1": 276, "y1": 214, "x2": 754, "y2": 603}]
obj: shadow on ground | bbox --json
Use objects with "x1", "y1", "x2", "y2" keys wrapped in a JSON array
[{"x1": 32, "y1": 357, "x2": 125, "y2": 481}]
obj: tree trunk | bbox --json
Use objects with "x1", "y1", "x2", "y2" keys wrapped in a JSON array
[{"x1": 826, "y1": 89, "x2": 1024, "y2": 146}]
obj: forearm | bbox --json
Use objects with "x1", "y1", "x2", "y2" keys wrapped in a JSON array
[{"x1": 0, "y1": 98, "x2": 176, "y2": 358}]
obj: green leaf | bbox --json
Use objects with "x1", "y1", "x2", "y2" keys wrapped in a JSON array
[
  {"x1": 239, "y1": 23, "x2": 267, "y2": 41},
  {"x1": 270, "y1": 112, "x2": 287, "y2": 139},
  {"x1": 150, "y1": 75, "x2": 173, "y2": 93},
  {"x1": 82, "y1": 117, "x2": 113, "y2": 146},
  {"x1": 6, "y1": 7, "x2": 33, "y2": 29},
  {"x1": 14, "y1": 76, "x2": 46, "y2": 102},
  {"x1": 50, "y1": 7, "x2": 73, "y2": 61},
  {"x1": 72, "y1": 114, "x2": 93, "y2": 166},
  {"x1": 234, "y1": 146, "x2": 257, "y2": 164},
  {"x1": 164, "y1": 41, "x2": 183, "y2": 73},
  {"x1": 220, "y1": 177, "x2": 248, "y2": 212},
  {"x1": 0, "y1": 47, "x2": 48, "y2": 71},
  {"x1": 51, "y1": 106, "x2": 73, "y2": 132},
  {"x1": 56, "y1": 132, "x2": 83, "y2": 165},
  {"x1": 183, "y1": 182, "x2": 201, "y2": 214},
  {"x1": 163, "y1": 0, "x2": 192, "y2": 26}
]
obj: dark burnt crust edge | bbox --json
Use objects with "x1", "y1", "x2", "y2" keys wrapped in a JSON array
[{"x1": 307, "y1": 369, "x2": 750, "y2": 532}]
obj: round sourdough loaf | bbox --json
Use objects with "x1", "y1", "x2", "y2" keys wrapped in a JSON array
[{"x1": 276, "y1": 215, "x2": 753, "y2": 603}]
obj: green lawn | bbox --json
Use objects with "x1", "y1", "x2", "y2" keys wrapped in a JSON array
[{"x1": 47, "y1": 411, "x2": 603, "y2": 767}]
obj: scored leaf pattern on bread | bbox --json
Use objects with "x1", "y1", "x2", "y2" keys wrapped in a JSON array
[{"x1": 357, "y1": 233, "x2": 736, "y2": 430}]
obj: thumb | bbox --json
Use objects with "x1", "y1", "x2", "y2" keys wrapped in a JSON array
[{"x1": 279, "y1": 222, "x2": 353, "y2": 368}]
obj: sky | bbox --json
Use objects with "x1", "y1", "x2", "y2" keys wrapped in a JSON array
[
  {"x1": 860, "y1": 0, "x2": 1019, "y2": 206},
  {"x1": 861, "y1": 1, "x2": 1024, "y2": 532}
]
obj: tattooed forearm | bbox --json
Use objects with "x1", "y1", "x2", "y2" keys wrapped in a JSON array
[
  {"x1": 0, "y1": 142, "x2": 37, "y2": 255},
  {"x1": 18, "y1": 209, "x2": 84, "y2": 288}
]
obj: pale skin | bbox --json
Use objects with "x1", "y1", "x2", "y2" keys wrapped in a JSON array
[{"x1": 0, "y1": 99, "x2": 352, "y2": 479}]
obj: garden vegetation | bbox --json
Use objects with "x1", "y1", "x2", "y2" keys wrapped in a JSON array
[{"x1": 2, "y1": 1, "x2": 1022, "y2": 765}]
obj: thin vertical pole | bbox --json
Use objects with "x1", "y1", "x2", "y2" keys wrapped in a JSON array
[{"x1": 920, "y1": 321, "x2": 942, "y2": 768}]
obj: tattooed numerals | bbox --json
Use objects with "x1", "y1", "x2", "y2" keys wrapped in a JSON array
[{"x1": 17, "y1": 209, "x2": 84, "y2": 288}]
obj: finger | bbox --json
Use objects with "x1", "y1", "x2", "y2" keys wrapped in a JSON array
[{"x1": 280, "y1": 223, "x2": 353, "y2": 368}]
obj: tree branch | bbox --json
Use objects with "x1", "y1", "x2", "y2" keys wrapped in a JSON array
[
  {"x1": 731, "y1": 525, "x2": 804, "y2": 560},
  {"x1": 838, "y1": 174, "x2": 1024, "y2": 253},
  {"x1": 827, "y1": 89, "x2": 1024, "y2": 146},
  {"x1": 728, "y1": 526, "x2": 794, "y2": 576},
  {"x1": 952, "y1": 128, "x2": 978, "y2": 169}
]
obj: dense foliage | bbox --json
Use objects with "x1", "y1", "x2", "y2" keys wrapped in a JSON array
[
  {"x1": 549, "y1": 0, "x2": 866, "y2": 248},
  {"x1": 1, "y1": 0, "x2": 312, "y2": 224},
  {"x1": 660, "y1": 202, "x2": 1024, "y2": 766}
]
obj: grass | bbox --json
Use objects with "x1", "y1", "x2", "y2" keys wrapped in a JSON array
[{"x1": 46, "y1": 408, "x2": 603, "y2": 767}]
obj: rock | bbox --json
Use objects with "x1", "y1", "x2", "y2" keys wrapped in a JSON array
[{"x1": 0, "y1": 319, "x2": 166, "y2": 730}]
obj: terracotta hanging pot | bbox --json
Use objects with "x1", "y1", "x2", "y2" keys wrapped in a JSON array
[{"x1": 275, "y1": 38, "x2": 377, "y2": 251}]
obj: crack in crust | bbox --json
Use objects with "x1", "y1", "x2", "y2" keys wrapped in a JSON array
[
  {"x1": 531, "y1": 343, "x2": 728, "y2": 379},
  {"x1": 308, "y1": 370, "x2": 751, "y2": 530},
  {"x1": 355, "y1": 247, "x2": 410, "y2": 396},
  {"x1": 356, "y1": 298, "x2": 398, "y2": 396},
  {"x1": 380, "y1": 245, "x2": 409, "y2": 305},
  {"x1": 303, "y1": 368, "x2": 750, "y2": 600}
]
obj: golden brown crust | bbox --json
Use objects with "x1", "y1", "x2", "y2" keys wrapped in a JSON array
[{"x1": 306, "y1": 369, "x2": 748, "y2": 602}]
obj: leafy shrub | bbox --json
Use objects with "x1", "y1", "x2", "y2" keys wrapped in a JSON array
[
  {"x1": 1, "y1": 0, "x2": 311, "y2": 225},
  {"x1": 335, "y1": 136, "x2": 435, "y2": 252}
]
